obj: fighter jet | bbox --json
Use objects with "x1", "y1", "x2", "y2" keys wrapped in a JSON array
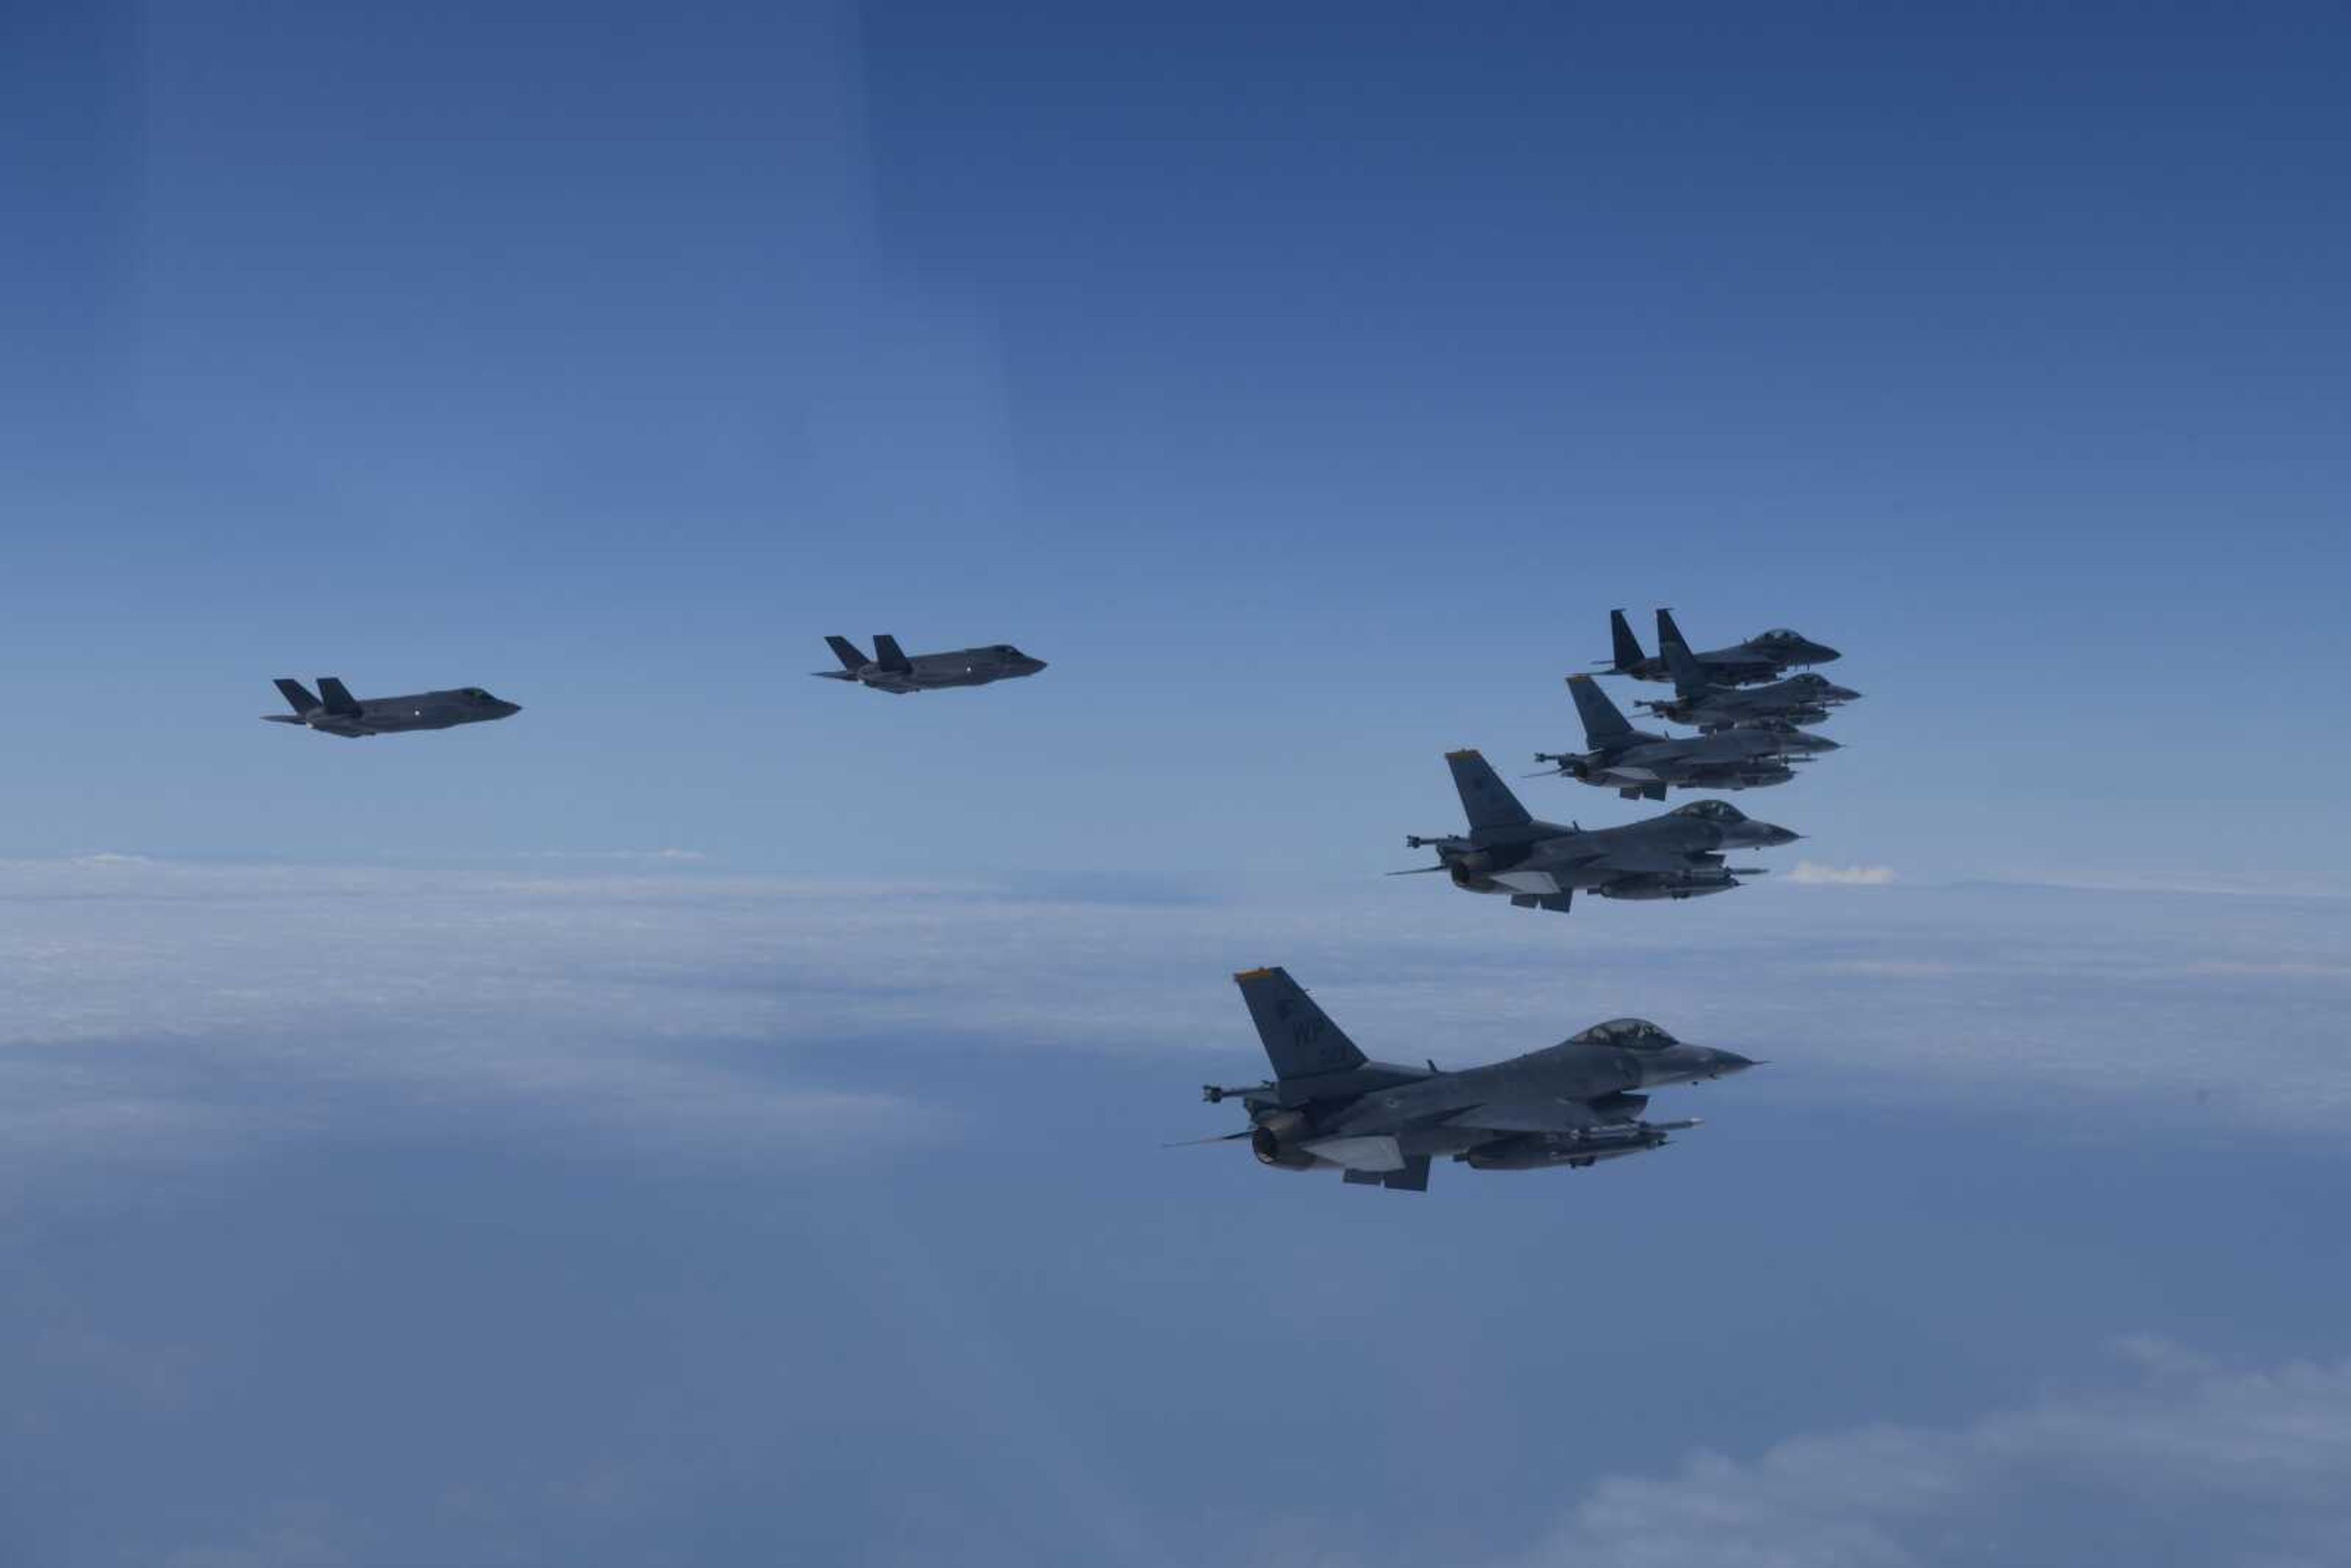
[
  {"x1": 1393, "y1": 749, "x2": 1798, "y2": 912},
  {"x1": 1535, "y1": 675, "x2": 1837, "y2": 800},
  {"x1": 1600, "y1": 607, "x2": 1841, "y2": 686},
  {"x1": 262, "y1": 678, "x2": 520, "y2": 738},
  {"x1": 1191, "y1": 966, "x2": 1757, "y2": 1191},
  {"x1": 812, "y1": 635, "x2": 1047, "y2": 694},
  {"x1": 1635, "y1": 636, "x2": 1862, "y2": 732}
]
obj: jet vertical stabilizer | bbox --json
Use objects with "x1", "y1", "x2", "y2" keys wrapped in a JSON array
[
  {"x1": 1445, "y1": 749, "x2": 1534, "y2": 831},
  {"x1": 1566, "y1": 674, "x2": 1637, "y2": 745},
  {"x1": 1608, "y1": 609, "x2": 1648, "y2": 674},
  {"x1": 315, "y1": 677, "x2": 362, "y2": 716},
  {"x1": 1233, "y1": 967, "x2": 1370, "y2": 1081}
]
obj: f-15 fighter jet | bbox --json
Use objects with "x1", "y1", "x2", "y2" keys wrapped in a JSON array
[
  {"x1": 1536, "y1": 675, "x2": 1837, "y2": 800},
  {"x1": 1191, "y1": 967, "x2": 1757, "y2": 1191},
  {"x1": 813, "y1": 635, "x2": 1047, "y2": 694},
  {"x1": 1393, "y1": 750, "x2": 1798, "y2": 912},
  {"x1": 262, "y1": 678, "x2": 520, "y2": 738},
  {"x1": 1600, "y1": 607, "x2": 1840, "y2": 686}
]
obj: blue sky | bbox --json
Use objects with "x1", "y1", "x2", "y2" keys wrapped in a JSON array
[
  {"x1": 6, "y1": 0, "x2": 2349, "y2": 887},
  {"x1": 4, "y1": 2, "x2": 2350, "y2": 1562}
]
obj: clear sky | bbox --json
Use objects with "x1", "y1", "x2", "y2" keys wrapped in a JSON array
[
  {"x1": 6, "y1": 0, "x2": 2349, "y2": 888},
  {"x1": 3, "y1": 3, "x2": 2350, "y2": 1564}
]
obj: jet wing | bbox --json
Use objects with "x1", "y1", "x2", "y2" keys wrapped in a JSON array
[{"x1": 1442, "y1": 1100, "x2": 1607, "y2": 1134}]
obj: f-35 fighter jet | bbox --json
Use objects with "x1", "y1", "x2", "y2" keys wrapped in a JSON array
[
  {"x1": 813, "y1": 635, "x2": 1048, "y2": 694},
  {"x1": 263, "y1": 678, "x2": 521, "y2": 738},
  {"x1": 1394, "y1": 750, "x2": 1797, "y2": 912},
  {"x1": 1536, "y1": 675, "x2": 1837, "y2": 800},
  {"x1": 1193, "y1": 967, "x2": 1757, "y2": 1191},
  {"x1": 1601, "y1": 607, "x2": 1841, "y2": 686}
]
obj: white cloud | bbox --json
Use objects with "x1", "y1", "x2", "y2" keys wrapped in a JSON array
[
  {"x1": 1509, "y1": 1341, "x2": 2351, "y2": 1568},
  {"x1": 1787, "y1": 860, "x2": 1899, "y2": 885},
  {"x1": 0, "y1": 858, "x2": 953, "y2": 1163}
]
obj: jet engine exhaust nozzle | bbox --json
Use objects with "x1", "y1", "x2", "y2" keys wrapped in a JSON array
[{"x1": 1250, "y1": 1125, "x2": 1316, "y2": 1171}]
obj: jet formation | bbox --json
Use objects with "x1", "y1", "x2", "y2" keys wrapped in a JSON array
[
  {"x1": 1396, "y1": 750, "x2": 1797, "y2": 912},
  {"x1": 1193, "y1": 966, "x2": 1756, "y2": 1191},
  {"x1": 263, "y1": 678, "x2": 521, "y2": 738},
  {"x1": 1183, "y1": 602, "x2": 1855, "y2": 1185},
  {"x1": 813, "y1": 635, "x2": 1048, "y2": 694},
  {"x1": 252, "y1": 609, "x2": 1836, "y2": 1200}
]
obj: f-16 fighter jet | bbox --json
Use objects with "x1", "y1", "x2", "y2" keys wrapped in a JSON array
[
  {"x1": 1191, "y1": 966, "x2": 1757, "y2": 1191},
  {"x1": 1600, "y1": 607, "x2": 1841, "y2": 686},
  {"x1": 262, "y1": 678, "x2": 520, "y2": 738},
  {"x1": 1393, "y1": 749, "x2": 1798, "y2": 912},
  {"x1": 1627, "y1": 658, "x2": 1862, "y2": 733},
  {"x1": 812, "y1": 635, "x2": 1048, "y2": 694},
  {"x1": 1536, "y1": 675, "x2": 1837, "y2": 800}
]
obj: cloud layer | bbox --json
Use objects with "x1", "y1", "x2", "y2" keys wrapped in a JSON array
[
  {"x1": 2, "y1": 859, "x2": 2347, "y2": 1567},
  {"x1": 6, "y1": 858, "x2": 2351, "y2": 1169},
  {"x1": 1514, "y1": 1341, "x2": 2351, "y2": 1568},
  {"x1": 1788, "y1": 860, "x2": 1899, "y2": 885}
]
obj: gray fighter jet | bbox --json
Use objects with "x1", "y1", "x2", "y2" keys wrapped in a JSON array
[
  {"x1": 1192, "y1": 967, "x2": 1757, "y2": 1191},
  {"x1": 1535, "y1": 675, "x2": 1837, "y2": 800},
  {"x1": 1635, "y1": 635, "x2": 1861, "y2": 731},
  {"x1": 1393, "y1": 750, "x2": 1798, "y2": 912},
  {"x1": 1639, "y1": 671, "x2": 1861, "y2": 730},
  {"x1": 1601, "y1": 607, "x2": 1841, "y2": 686},
  {"x1": 263, "y1": 678, "x2": 520, "y2": 738},
  {"x1": 813, "y1": 635, "x2": 1048, "y2": 694}
]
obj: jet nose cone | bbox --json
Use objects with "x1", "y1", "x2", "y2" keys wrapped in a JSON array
[
  {"x1": 1766, "y1": 827, "x2": 1802, "y2": 846},
  {"x1": 1826, "y1": 684, "x2": 1861, "y2": 701},
  {"x1": 501, "y1": 702, "x2": 524, "y2": 716},
  {"x1": 1812, "y1": 646, "x2": 1842, "y2": 664},
  {"x1": 1711, "y1": 1049, "x2": 1760, "y2": 1075}
]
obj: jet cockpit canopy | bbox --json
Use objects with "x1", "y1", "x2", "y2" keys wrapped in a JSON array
[
  {"x1": 1668, "y1": 799, "x2": 1746, "y2": 823},
  {"x1": 1570, "y1": 1018, "x2": 1679, "y2": 1051}
]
